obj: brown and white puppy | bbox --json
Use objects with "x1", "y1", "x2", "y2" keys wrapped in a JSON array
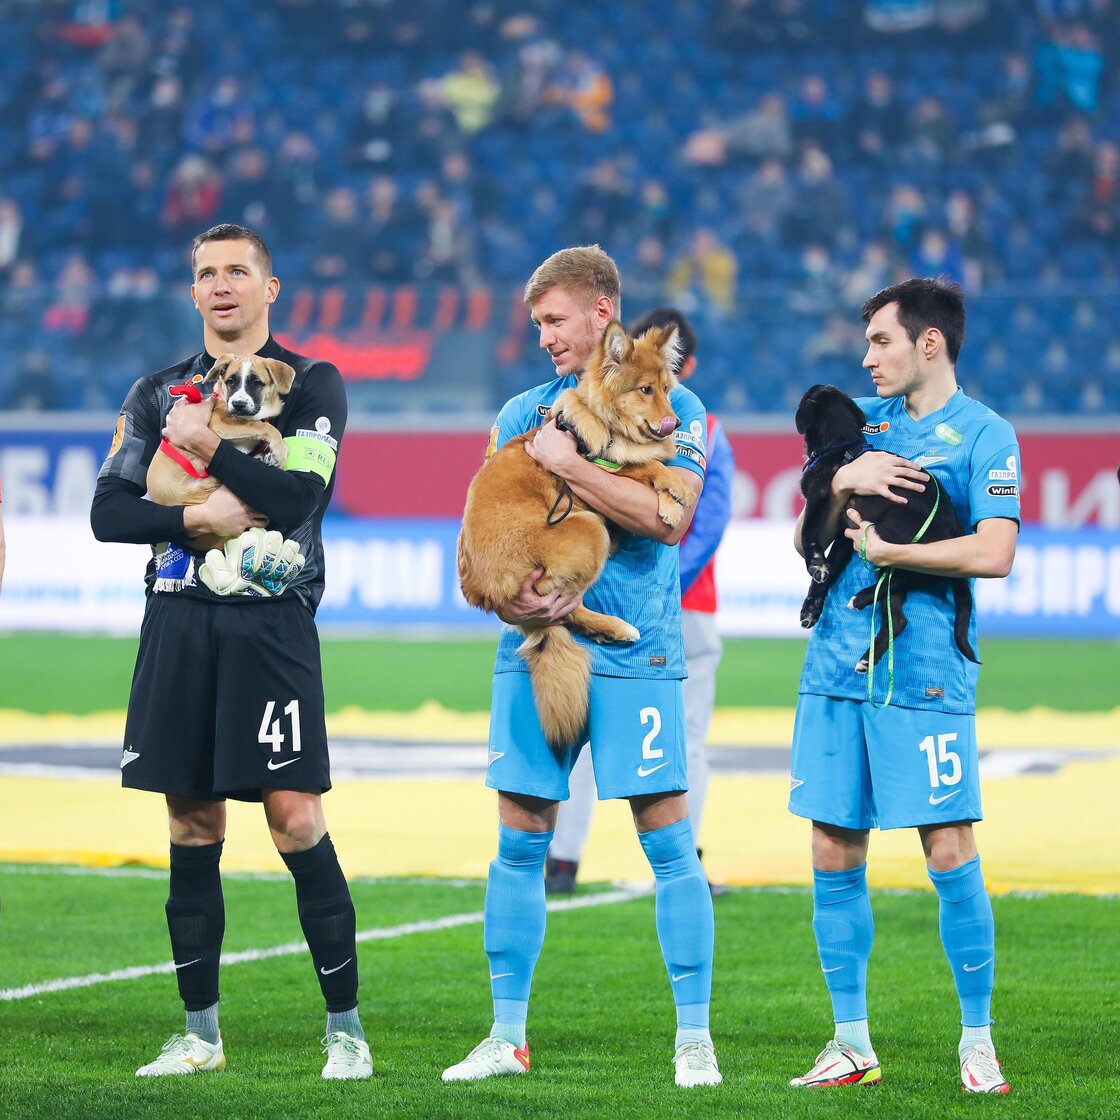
[
  {"x1": 457, "y1": 320, "x2": 695, "y2": 751},
  {"x1": 146, "y1": 353, "x2": 294, "y2": 551}
]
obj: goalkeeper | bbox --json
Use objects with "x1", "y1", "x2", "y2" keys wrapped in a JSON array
[{"x1": 90, "y1": 224, "x2": 372, "y2": 1082}]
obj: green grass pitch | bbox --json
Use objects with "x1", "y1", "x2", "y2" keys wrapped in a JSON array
[
  {"x1": 1, "y1": 865, "x2": 1116, "y2": 1119},
  {"x1": 3, "y1": 633, "x2": 1118, "y2": 714}
]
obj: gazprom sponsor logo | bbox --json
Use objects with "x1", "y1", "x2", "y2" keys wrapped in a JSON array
[
  {"x1": 676, "y1": 429, "x2": 705, "y2": 452},
  {"x1": 294, "y1": 428, "x2": 339, "y2": 450},
  {"x1": 989, "y1": 455, "x2": 1018, "y2": 481}
]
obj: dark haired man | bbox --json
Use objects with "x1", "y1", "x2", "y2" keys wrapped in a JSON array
[
  {"x1": 787, "y1": 277, "x2": 1020, "y2": 1094},
  {"x1": 91, "y1": 224, "x2": 371, "y2": 1080},
  {"x1": 546, "y1": 307, "x2": 735, "y2": 896}
]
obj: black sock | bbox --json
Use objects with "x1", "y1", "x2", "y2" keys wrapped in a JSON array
[
  {"x1": 166, "y1": 841, "x2": 225, "y2": 1012},
  {"x1": 281, "y1": 833, "x2": 360, "y2": 1013}
]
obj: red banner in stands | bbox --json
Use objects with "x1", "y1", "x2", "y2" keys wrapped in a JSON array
[
  {"x1": 275, "y1": 332, "x2": 432, "y2": 381},
  {"x1": 336, "y1": 430, "x2": 1120, "y2": 526}
]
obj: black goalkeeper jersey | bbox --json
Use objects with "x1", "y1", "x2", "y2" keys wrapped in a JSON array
[{"x1": 91, "y1": 335, "x2": 347, "y2": 613}]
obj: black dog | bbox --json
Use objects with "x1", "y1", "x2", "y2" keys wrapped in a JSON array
[{"x1": 796, "y1": 383, "x2": 978, "y2": 673}]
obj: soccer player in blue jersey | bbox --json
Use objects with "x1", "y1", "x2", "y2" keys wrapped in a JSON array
[
  {"x1": 787, "y1": 278, "x2": 1020, "y2": 1095},
  {"x1": 442, "y1": 246, "x2": 721, "y2": 1088}
]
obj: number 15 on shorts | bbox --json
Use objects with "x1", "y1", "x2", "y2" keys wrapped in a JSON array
[{"x1": 919, "y1": 732, "x2": 961, "y2": 800}]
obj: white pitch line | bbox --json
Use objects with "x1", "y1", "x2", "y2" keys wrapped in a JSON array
[{"x1": 0, "y1": 887, "x2": 646, "y2": 1003}]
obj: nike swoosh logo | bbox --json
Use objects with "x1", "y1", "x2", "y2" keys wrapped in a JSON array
[
  {"x1": 963, "y1": 957, "x2": 993, "y2": 972},
  {"x1": 821, "y1": 965, "x2": 844, "y2": 973},
  {"x1": 670, "y1": 972, "x2": 697, "y2": 982},
  {"x1": 320, "y1": 958, "x2": 353, "y2": 976},
  {"x1": 121, "y1": 748, "x2": 140, "y2": 768},
  {"x1": 637, "y1": 761, "x2": 670, "y2": 778},
  {"x1": 928, "y1": 789, "x2": 962, "y2": 806},
  {"x1": 487, "y1": 749, "x2": 505, "y2": 766},
  {"x1": 267, "y1": 757, "x2": 301, "y2": 770},
  {"x1": 174, "y1": 958, "x2": 202, "y2": 970},
  {"x1": 489, "y1": 971, "x2": 514, "y2": 980}
]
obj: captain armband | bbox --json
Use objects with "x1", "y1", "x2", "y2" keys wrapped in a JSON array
[{"x1": 284, "y1": 428, "x2": 338, "y2": 483}]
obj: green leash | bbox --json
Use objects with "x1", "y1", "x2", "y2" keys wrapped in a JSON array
[{"x1": 863, "y1": 476, "x2": 943, "y2": 708}]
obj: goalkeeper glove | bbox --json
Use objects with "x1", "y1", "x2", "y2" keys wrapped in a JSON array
[{"x1": 199, "y1": 528, "x2": 305, "y2": 598}]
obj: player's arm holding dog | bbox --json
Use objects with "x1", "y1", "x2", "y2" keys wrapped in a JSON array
[
  {"x1": 162, "y1": 385, "x2": 338, "y2": 538},
  {"x1": 793, "y1": 450, "x2": 928, "y2": 559},
  {"x1": 92, "y1": 376, "x2": 268, "y2": 547},
  {"x1": 846, "y1": 509, "x2": 1017, "y2": 577},
  {"x1": 527, "y1": 418, "x2": 703, "y2": 545}
]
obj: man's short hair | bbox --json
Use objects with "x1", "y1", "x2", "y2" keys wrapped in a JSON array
[
  {"x1": 523, "y1": 244, "x2": 621, "y2": 312},
  {"x1": 627, "y1": 307, "x2": 697, "y2": 364},
  {"x1": 862, "y1": 276, "x2": 966, "y2": 364},
  {"x1": 191, "y1": 224, "x2": 273, "y2": 278}
]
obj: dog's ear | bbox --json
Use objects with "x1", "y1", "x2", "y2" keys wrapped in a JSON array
[
  {"x1": 263, "y1": 359, "x2": 296, "y2": 397},
  {"x1": 795, "y1": 394, "x2": 818, "y2": 435},
  {"x1": 656, "y1": 325, "x2": 683, "y2": 376},
  {"x1": 599, "y1": 321, "x2": 631, "y2": 378},
  {"x1": 204, "y1": 354, "x2": 235, "y2": 383}
]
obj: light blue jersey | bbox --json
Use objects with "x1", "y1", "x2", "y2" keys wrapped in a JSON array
[
  {"x1": 799, "y1": 389, "x2": 1021, "y2": 714},
  {"x1": 490, "y1": 374, "x2": 707, "y2": 680}
]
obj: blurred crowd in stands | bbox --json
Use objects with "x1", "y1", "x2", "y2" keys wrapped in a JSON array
[{"x1": 1, "y1": 0, "x2": 1118, "y2": 415}]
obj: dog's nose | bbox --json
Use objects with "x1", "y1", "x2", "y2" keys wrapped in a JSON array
[{"x1": 658, "y1": 416, "x2": 680, "y2": 437}]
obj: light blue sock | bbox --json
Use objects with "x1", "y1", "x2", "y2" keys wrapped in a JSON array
[
  {"x1": 835, "y1": 1018, "x2": 872, "y2": 1054},
  {"x1": 812, "y1": 864, "x2": 873, "y2": 1025},
  {"x1": 928, "y1": 856, "x2": 995, "y2": 1028},
  {"x1": 484, "y1": 824, "x2": 551, "y2": 1047},
  {"x1": 638, "y1": 818, "x2": 714, "y2": 1045}
]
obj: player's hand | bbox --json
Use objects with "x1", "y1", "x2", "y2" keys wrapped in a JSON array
[
  {"x1": 199, "y1": 528, "x2": 305, "y2": 597},
  {"x1": 834, "y1": 452, "x2": 927, "y2": 505},
  {"x1": 844, "y1": 510, "x2": 894, "y2": 568},
  {"x1": 524, "y1": 420, "x2": 580, "y2": 475},
  {"x1": 250, "y1": 529, "x2": 305, "y2": 594},
  {"x1": 185, "y1": 485, "x2": 267, "y2": 541},
  {"x1": 497, "y1": 566, "x2": 581, "y2": 625},
  {"x1": 162, "y1": 394, "x2": 218, "y2": 458}
]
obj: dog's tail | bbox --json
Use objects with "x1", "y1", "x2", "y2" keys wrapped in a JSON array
[{"x1": 518, "y1": 626, "x2": 591, "y2": 754}]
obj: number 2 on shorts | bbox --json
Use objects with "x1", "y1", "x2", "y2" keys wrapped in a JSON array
[{"x1": 640, "y1": 706, "x2": 663, "y2": 762}]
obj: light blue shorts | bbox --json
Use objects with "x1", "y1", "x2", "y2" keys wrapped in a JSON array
[
  {"x1": 789, "y1": 694, "x2": 982, "y2": 831},
  {"x1": 486, "y1": 671, "x2": 687, "y2": 801}
]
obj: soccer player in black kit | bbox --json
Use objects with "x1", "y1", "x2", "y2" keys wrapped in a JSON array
[{"x1": 91, "y1": 224, "x2": 372, "y2": 1080}]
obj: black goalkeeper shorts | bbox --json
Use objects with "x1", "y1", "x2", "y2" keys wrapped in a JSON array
[{"x1": 121, "y1": 593, "x2": 331, "y2": 802}]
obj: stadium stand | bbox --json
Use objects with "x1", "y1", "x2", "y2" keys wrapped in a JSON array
[{"x1": 0, "y1": 0, "x2": 1117, "y2": 415}]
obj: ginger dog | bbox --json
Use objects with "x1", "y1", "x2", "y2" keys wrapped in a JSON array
[
  {"x1": 146, "y1": 353, "x2": 294, "y2": 552},
  {"x1": 457, "y1": 321, "x2": 696, "y2": 751}
]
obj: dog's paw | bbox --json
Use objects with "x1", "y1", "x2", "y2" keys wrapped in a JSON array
[
  {"x1": 588, "y1": 622, "x2": 640, "y2": 644},
  {"x1": 854, "y1": 656, "x2": 870, "y2": 674},
  {"x1": 657, "y1": 490, "x2": 685, "y2": 528},
  {"x1": 800, "y1": 599, "x2": 823, "y2": 628},
  {"x1": 847, "y1": 595, "x2": 863, "y2": 611}
]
